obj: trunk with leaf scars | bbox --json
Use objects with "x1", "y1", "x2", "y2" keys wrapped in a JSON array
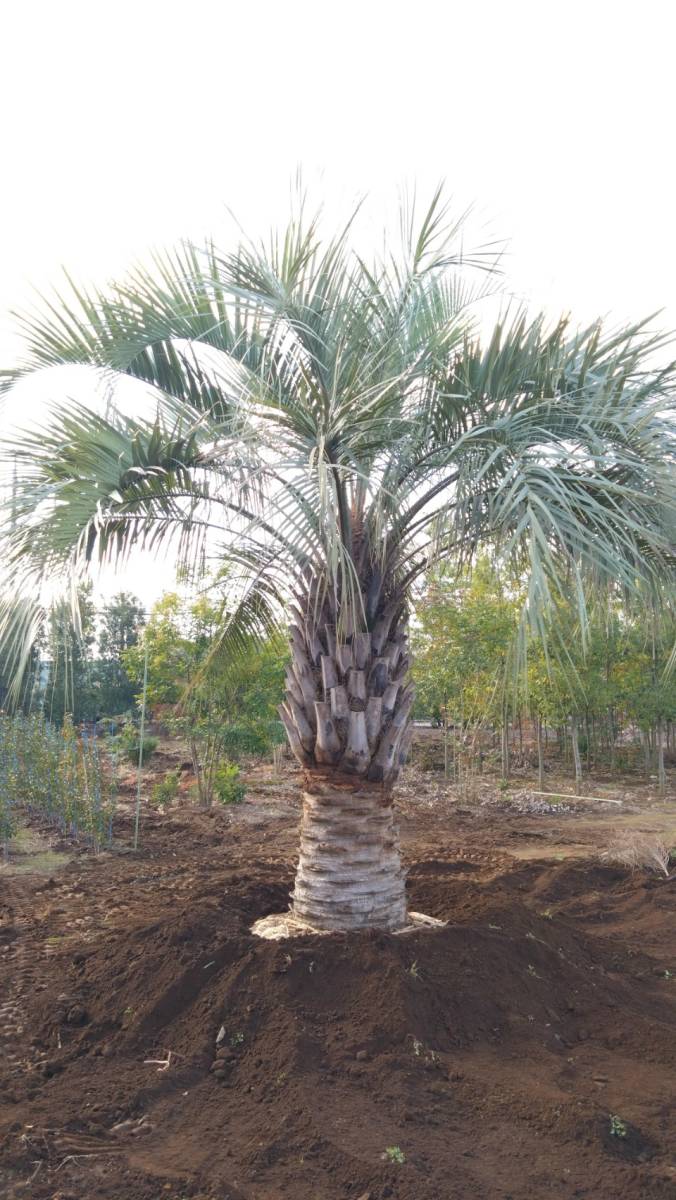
[{"x1": 278, "y1": 588, "x2": 412, "y2": 931}]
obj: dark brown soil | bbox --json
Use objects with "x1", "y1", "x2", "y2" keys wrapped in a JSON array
[{"x1": 1, "y1": 761, "x2": 676, "y2": 1200}]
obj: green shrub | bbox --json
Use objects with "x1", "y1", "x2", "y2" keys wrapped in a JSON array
[
  {"x1": 213, "y1": 761, "x2": 245, "y2": 806},
  {"x1": 0, "y1": 713, "x2": 114, "y2": 849},
  {"x1": 0, "y1": 790, "x2": 16, "y2": 848},
  {"x1": 221, "y1": 724, "x2": 269, "y2": 758},
  {"x1": 151, "y1": 768, "x2": 180, "y2": 808},
  {"x1": 120, "y1": 728, "x2": 158, "y2": 765}
]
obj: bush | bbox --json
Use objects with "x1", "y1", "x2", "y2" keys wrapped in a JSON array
[
  {"x1": 120, "y1": 728, "x2": 158, "y2": 765},
  {"x1": 0, "y1": 713, "x2": 114, "y2": 849},
  {"x1": 601, "y1": 833, "x2": 671, "y2": 877},
  {"x1": 151, "y1": 768, "x2": 180, "y2": 808},
  {"x1": 213, "y1": 761, "x2": 246, "y2": 806}
]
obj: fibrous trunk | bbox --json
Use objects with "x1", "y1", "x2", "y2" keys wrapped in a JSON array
[
  {"x1": 293, "y1": 772, "x2": 407, "y2": 931},
  {"x1": 278, "y1": 587, "x2": 412, "y2": 932}
]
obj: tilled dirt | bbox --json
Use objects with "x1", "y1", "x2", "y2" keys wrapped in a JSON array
[{"x1": 1, "y1": 765, "x2": 676, "y2": 1200}]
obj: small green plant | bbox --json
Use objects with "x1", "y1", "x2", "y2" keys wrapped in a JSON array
[
  {"x1": 213, "y1": 761, "x2": 246, "y2": 806},
  {"x1": 230, "y1": 1031, "x2": 245, "y2": 1046},
  {"x1": 609, "y1": 1114, "x2": 628, "y2": 1139},
  {"x1": 383, "y1": 1146, "x2": 405, "y2": 1165},
  {"x1": 151, "y1": 768, "x2": 180, "y2": 808},
  {"x1": 120, "y1": 727, "x2": 158, "y2": 765},
  {"x1": 408, "y1": 960, "x2": 420, "y2": 979},
  {"x1": 539, "y1": 909, "x2": 553, "y2": 920},
  {"x1": 499, "y1": 778, "x2": 509, "y2": 793},
  {"x1": 663, "y1": 969, "x2": 673, "y2": 981}
]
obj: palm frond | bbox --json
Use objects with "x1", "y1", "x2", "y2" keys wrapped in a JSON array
[{"x1": 0, "y1": 186, "x2": 674, "y2": 693}]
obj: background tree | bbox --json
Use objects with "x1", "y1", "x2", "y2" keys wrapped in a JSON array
[
  {"x1": 614, "y1": 608, "x2": 676, "y2": 794},
  {"x1": 94, "y1": 591, "x2": 145, "y2": 717},
  {"x1": 1, "y1": 192, "x2": 674, "y2": 930},
  {"x1": 44, "y1": 584, "x2": 97, "y2": 725},
  {"x1": 123, "y1": 591, "x2": 287, "y2": 804},
  {"x1": 412, "y1": 560, "x2": 520, "y2": 779}
]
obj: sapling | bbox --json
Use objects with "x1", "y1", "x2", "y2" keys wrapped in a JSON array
[
  {"x1": 609, "y1": 1114, "x2": 628, "y2": 1139},
  {"x1": 383, "y1": 1146, "x2": 406, "y2": 1165}
]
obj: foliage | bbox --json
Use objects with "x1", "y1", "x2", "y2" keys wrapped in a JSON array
[
  {"x1": 412, "y1": 559, "x2": 520, "y2": 727},
  {"x1": 123, "y1": 588, "x2": 286, "y2": 805},
  {"x1": 0, "y1": 713, "x2": 114, "y2": 848},
  {"x1": 119, "y1": 728, "x2": 158, "y2": 765},
  {"x1": 151, "y1": 768, "x2": 181, "y2": 808},
  {"x1": 44, "y1": 584, "x2": 98, "y2": 726},
  {"x1": 0, "y1": 589, "x2": 143, "y2": 727},
  {"x1": 383, "y1": 1146, "x2": 406, "y2": 1165},
  {"x1": 94, "y1": 592, "x2": 145, "y2": 717},
  {"x1": 0, "y1": 780, "x2": 16, "y2": 849},
  {"x1": 0, "y1": 188, "x2": 674, "y2": 765},
  {"x1": 411, "y1": 559, "x2": 675, "y2": 790},
  {"x1": 609, "y1": 1115, "x2": 628, "y2": 1139},
  {"x1": 212, "y1": 761, "x2": 245, "y2": 806}
]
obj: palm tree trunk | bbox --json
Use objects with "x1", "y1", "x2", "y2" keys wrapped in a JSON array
[
  {"x1": 278, "y1": 594, "x2": 412, "y2": 932},
  {"x1": 292, "y1": 773, "x2": 406, "y2": 930}
]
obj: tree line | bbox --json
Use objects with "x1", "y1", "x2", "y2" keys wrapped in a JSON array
[
  {"x1": 412, "y1": 560, "x2": 675, "y2": 793},
  {"x1": 3, "y1": 564, "x2": 672, "y2": 799},
  {"x1": 0, "y1": 587, "x2": 145, "y2": 724}
]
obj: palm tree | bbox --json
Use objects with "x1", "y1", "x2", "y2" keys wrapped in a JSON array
[{"x1": 1, "y1": 192, "x2": 674, "y2": 931}]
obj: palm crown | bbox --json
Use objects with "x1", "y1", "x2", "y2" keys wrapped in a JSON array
[{"x1": 1, "y1": 191, "x2": 674, "y2": 930}]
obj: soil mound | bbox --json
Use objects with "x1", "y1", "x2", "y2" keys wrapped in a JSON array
[{"x1": 2, "y1": 808, "x2": 676, "y2": 1199}]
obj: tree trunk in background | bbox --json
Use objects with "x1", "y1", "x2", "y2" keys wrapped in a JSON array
[
  {"x1": 536, "y1": 716, "x2": 545, "y2": 790},
  {"x1": 571, "y1": 715, "x2": 582, "y2": 795},
  {"x1": 657, "y1": 718, "x2": 667, "y2": 798},
  {"x1": 501, "y1": 710, "x2": 510, "y2": 779},
  {"x1": 641, "y1": 729, "x2": 651, "y2": 779},
  {"x1": 278, "y1": 586, "x2": 413, "y2": 932}
]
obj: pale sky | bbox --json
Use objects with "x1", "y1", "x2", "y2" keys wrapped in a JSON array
[{"x1": 2, "y1": 0, "x2": 675, "y2": 606}]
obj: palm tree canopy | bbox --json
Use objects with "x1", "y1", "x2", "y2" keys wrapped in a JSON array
[{"x1": 1, "y1": 191, "x2": 675, "y2": 694}]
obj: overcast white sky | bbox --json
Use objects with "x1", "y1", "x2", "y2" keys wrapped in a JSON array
[{"x1": 2, "y1": 0, "x2": 675, "y2": 606}]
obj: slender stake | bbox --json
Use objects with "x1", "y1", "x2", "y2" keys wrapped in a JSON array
[{"x1": 133, "y1": 640, "x2": 149, "y2": 851}]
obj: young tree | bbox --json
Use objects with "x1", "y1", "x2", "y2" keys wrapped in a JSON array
[
  {"x1": 412, "y1": 560, "x2": 520, "y2": 777},
  {"x1": 123, "y1": 591, "x2": 286, "y2": 804},
  {"x1": 1, "y1": 192, "x2": 674, "y2": 929}
]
